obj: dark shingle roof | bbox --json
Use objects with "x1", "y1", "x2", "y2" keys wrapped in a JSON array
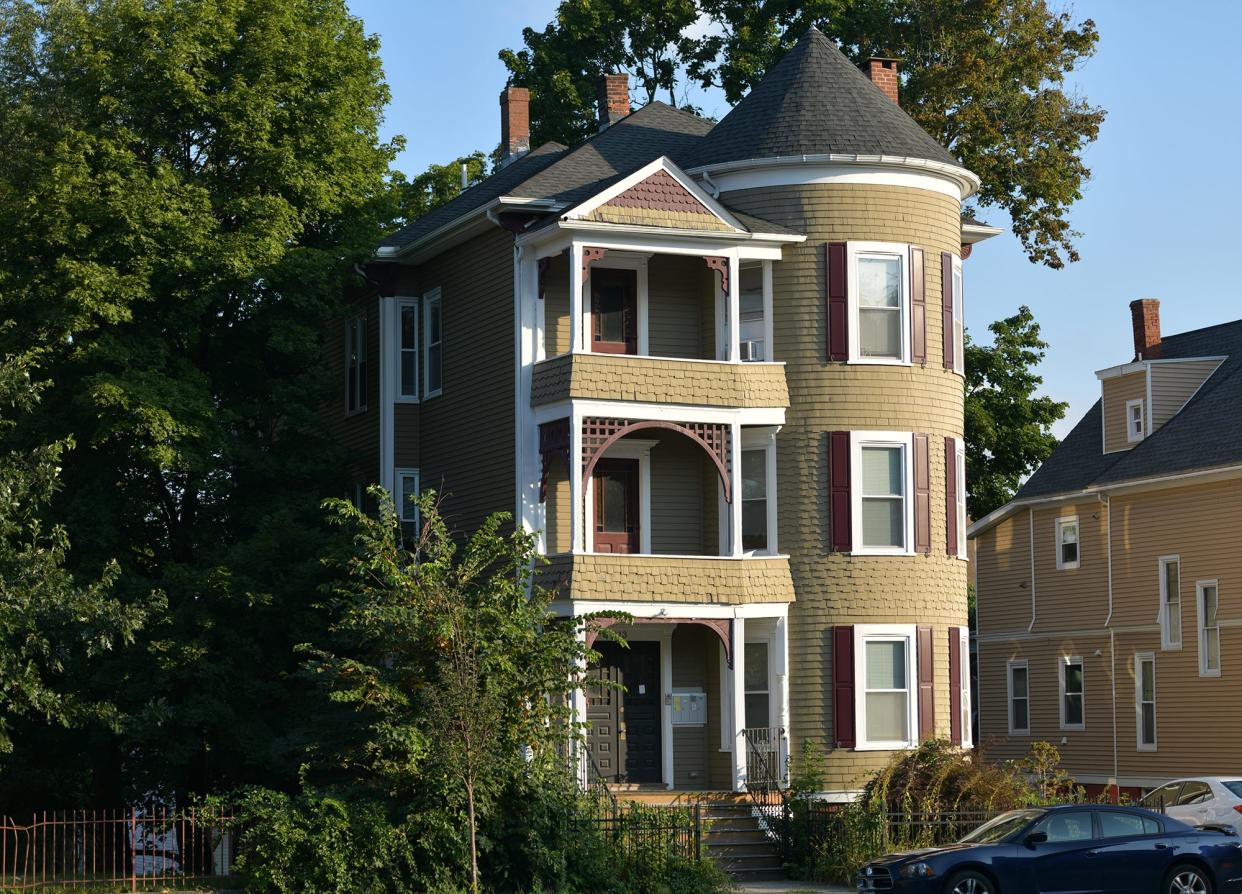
[
  {"x1": 1015, "y1": 319, "x2": 1242, "y2": 501},
  {"x1": 688, "y1": 27, "x2": 962, "y2": 170}
]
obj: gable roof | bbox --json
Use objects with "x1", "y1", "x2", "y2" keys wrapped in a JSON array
[
  {"x1": 687, "y1": 27, "x2": 963, "y2": 172},
  {"x1": 973, "y1": 318, "x2": 1242, "y2": 532},
  {"x1": 563, "y1": 156, "x2": 745, "y2": 233}
]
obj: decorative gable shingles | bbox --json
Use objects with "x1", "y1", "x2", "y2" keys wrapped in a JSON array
[{"x1": 585, "y1": 169, "x2": 731, "y2": 231}]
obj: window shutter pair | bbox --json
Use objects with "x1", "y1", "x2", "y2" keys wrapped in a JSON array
[
  {"x1": 830, "y1": 431, "x2": 931, "y2": 554},
  {"x1": 942, "y1": 251, "x2": 956, "y2": 370},
  {"x1": 832, "y1": 624, "x2": 935, "y2": 748},
  {"x1": 827, "y1": 244, "x2": 930, "y2": 364},
  {"x1": 949, "y1": 626, "x2": 964, "y2": 746},
  {"x1": 945, "y1": 436, "x2": 959, "y2": 556}
]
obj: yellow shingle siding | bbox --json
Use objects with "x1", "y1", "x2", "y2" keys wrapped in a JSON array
[{"x1": 537, "y1": 554, "x2": 795, "y2": 605}]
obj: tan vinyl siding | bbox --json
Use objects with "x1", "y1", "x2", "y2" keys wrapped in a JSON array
[
  {"x1": 649, "y1": 432, "x2": 707, "y2": 555},
  {"x1": 724, "y1": 182, "x2": 967, "y2": 789},
  {"x1": 544, "y1": 457, "x2": 571, "y2": 554},
  {"x1": 1150, "y1": 360, "x2": 1222, "y2": 430},
  {"x1": 414, "y1": 227, "x2": 516, "y2": 536},
  {"x1": 545, "y1": 255, "x2": 570, "y2": 357},
  {"x1": 974, "y1": 511, "x2": 1033, "y2": 636},
  {"x1": 671, "y1": 626, "x2": 711, "y2": 788},
  {"x1": 1031, "y1": 502, "x2": 1109, "y2": 632},
  {"x1": 1102, "y1": 371, "x2": 1147, "y2": 453},
  {"x1": 394, "y1": 404, "x2": 419, "y2": 467},
  {"x1": 648, "y1": 255, "x2": 711, "y2": 359}
]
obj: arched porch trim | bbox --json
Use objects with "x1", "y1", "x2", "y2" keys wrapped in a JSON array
[
  {"x1": 581, "y1": 418, "x2": 732, "y2": 502},
  {"x1": 586, "y1": 617, "x2": 734, "y2": 667}
]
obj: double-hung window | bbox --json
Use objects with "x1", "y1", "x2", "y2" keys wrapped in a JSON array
[
  {"x1": 1008, "y1": 660, "x2": 1029, "y2": 735},
  {"x1": 346, "y1": 314, "x2": 367, "y2": 413},
  {"x1": 849, "y1": 243, "x2": 908, "y2": 363},
  {"x1": 856, "y1": 625, "x2": 917, "y2": 749},
  {"x1": 744, "y1": 641, "x2": 771, "y2": 731},
  {"x1": 1159, "y1": 556, "x2": 1181, "y2": 650},
  {"x1": 1055, "y1": 517, "x2": 1080, "y2": 570},
  {"x1": 951, "y1": 256, "x2": 964, "y2": 375},
  {"x1": 958, "y1": 628, "x2": 972, "y2": 748},
  {"x1": 1198, "y1": 580, "x2": 1221, "y2": 677},
  {"x1": 1127, "y1": 398, "x2": 1145, "y2": 443},
  {"x1": 852, "y1": 433, "x2": 912, "y2": 555},
  {"x1": 396, "y1": 469, "x2": 420, "y2": 542},
  {"x1": 954, "y1": 440, "x2": 967, "y2": 559},
  {"x1": 423, "y1": 289, "x2": 442, "y2": 398},
  {"x1": 397, "y1": 301, "x2": 419, "y2": 400},
  {"x1": 741, "y1": 448, "x2": 769, "y2": 553},
  {"x1": 1059, "y1": 656, "x2": 1085, "y2": 730},
  {"x1": 1135, "y1": 653, "x2": 1157, "y2": 751},
  {"x1": 739, "y1": 264, "x2": 766, "y2": 362}
]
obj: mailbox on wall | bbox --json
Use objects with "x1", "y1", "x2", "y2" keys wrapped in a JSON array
[{"x1": 670, "y1": 689, "x2": 707, "y2": 726}]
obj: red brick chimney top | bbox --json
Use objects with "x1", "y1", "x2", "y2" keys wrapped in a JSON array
[
  {"x1": 861, "y1": 57, "x2": 900, "y2": 104},
  {"x1": 597, "y1": 73, "x2": 630, "y2": 130},
  {"x1": 1130, "y1": 299, "x2": 1162, "y2": 360},
  {"x1": 499, "y1": 86, "x2": 530, "y2": 166}
]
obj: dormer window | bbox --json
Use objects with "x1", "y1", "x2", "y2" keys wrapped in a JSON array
[{"x1": 1126, "y1": 398, "x2": 1145, "y2": 443}]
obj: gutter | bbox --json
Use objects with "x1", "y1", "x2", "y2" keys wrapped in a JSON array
[
  {"x1": 376, "y1": 196, "x2": 565, "y2": 261},
  {"x1": 683, "y1": 152, "x2": 982, "y2": 199},
  {"x1": 544, "y1": 219, "x2": 806, "y2": 244}
]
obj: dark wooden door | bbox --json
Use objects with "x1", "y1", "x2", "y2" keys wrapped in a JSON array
[
  {"x1": 593, "y1": 458, "x2": 639, "y2": 553},
  {"x1": 591, "y1": 267, "x2": 637, "y2": 354},
  {"x1": 586, "y1": 640, "x2": 662, "y2": 784}
]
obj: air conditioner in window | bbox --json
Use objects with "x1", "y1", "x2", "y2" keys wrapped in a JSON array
[{"x1": 739, "y1": 340, "x2": 763, "y2": 361}]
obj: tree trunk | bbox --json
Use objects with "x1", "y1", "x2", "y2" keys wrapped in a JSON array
[{"x1": 466, "y1": 778, "x2": 479, "y2": 894}]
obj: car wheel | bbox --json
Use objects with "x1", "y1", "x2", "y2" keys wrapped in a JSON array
[
  {"x1": 1166, "y1": 864, "x2": 1212, "y2": 894},
  {"x1": 945, "y1": 869, "x2": 997, "y2": 894}
]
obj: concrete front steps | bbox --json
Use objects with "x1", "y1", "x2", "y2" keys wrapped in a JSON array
[{"x1": 611, "y1": 789, "x2": 786, "y2": 882}]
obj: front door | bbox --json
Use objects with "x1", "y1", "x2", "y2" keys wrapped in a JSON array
[
  {"x1": 586, "y1": 640, "x2": 662, "y2": 784},
  {"x1": 593, "y1": 458, "x2": 639, "y2": 553}
]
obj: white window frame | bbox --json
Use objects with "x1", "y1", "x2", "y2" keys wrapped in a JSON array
[
  {"x1": 1197, "y1": 579, "x2": 1222, "y2": 678},
  {"x1": 1058, "y1": 655, "x2": 1085, "y2": 731},
  {"x1": 959, "y1": 627, "x2": 973, "y2": 748},
  {"x1": 951, "y1": 255, "x2": 965, "y2": 376},
  {"x1": 1158, "y1": 555, "x2": 1182, "y2": 651},
  {"x1": 854, "y1": 624, "x2": 919, "y2": 751},
  {"x1": 395, "y1": 299, "x2": 419, "y2": 402},
  {"x1": 1135, "y1": 652, "x2": 1157, "y2": 752},
  {"x1": 847, "y1": 241, "x2": 910, "y2": 366},
  {"x1": 1126, "y1": 398, "x2": 1145, "y2": 443},
  {"x1": 738, "y1": 261, "x2": 771, "y2": 363},
  {"x1": 396, "y1": 468, "x2": 420, "y2": 536},
  {"x1": 587, "y1": 252, "x2": 650, "y2": 356},
  {"x1": 1007, "y1": 659, "x2": 1030, "y2": 736},
  {"x1": 584, "y1": 439, "x2": 656, "y2": 556},
  {"x1": 954, "y1": 439, "x2": 967, "y2": 559},
  {"x1": 345, "y1": 313, "x2": 367, "y2": 414},
  {"x1": 850, "y1": 431, "x2": 915, "y2": 557},
  {"x1": 423, "y1": 288, "x2": 443, "y2": 399},
  {"x1": 740, "y1": 427, "x2": 778, "y2": 556},
  {"x1": 1055, "y1": 516, "x2": 1080, "y2": 571}
]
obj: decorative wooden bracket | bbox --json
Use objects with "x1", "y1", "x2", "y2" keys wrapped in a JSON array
[
  {"x1": 538, "y1": 418, "x2": 571, "y2": 502},
  {"x1": 704, "y1": 256, "x2": 730, "y2": 298},
  {"x1": 960, "y1": 243, "x2": 973, "y2": 261},
  {"x1": 580, "y1": 417, "x2": 732, "y2": 502},
  {"x1": 582, "y1": 246, "x2": 607, "y2": 281},
  {"x1": 585, "y1": 617, "x2": 735, "y2": 667}
]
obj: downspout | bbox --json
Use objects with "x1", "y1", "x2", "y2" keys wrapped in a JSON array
[
  {"x1": 1104, "y1": 493, "x2": 1119, "y2": 799},
  {"x1": 701, "y1": 170, "x2": 721, "y2": 199},
  {"x1": 1027, "y1": 507, "x2": 1037, "y2": 632}
]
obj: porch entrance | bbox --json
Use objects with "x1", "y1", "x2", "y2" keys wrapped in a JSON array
[{"x1": 587, "y1": 640, "x2": 662, "y2": 783}]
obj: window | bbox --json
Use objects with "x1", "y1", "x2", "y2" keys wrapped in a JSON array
[
  {"x1": 1059, "y1": 656, "x2": 1085, "y2": 730},
  {"x1": 1135, "y1": 653, "x2": 1156, "y2": 751},
  {"x1": 744, "y1": 641, "x2": 770, "y2": 730},
  {"x1": 1032, "y1": 810, "x2": 1093, "y2": 843},
  {"x1": 396, "y1": 469, "x2": 420, "y2": 542},
  {"x1": 1126, "y1": 398, "x2": 1145, "y2": 443},
  {"x1": 741, "y1": 448, "x2": 769, "y2": 553},
  {"x1": 951, "y1": 257, "x2": 964, "y2": 375},
  {"x1": 852, "y1": 433, "x2": 912, "y2": 555},
  {"x1": 1159, "y1": 556, "x2": 1181, "y2": 650},
  {"x1": 1177, "y1": 781, "x2": 1213, "y2": 806},
  {"x1": 1098, "y1": 811, "x2": 1160, "y2": 839},
  {"x1": 346, "y1": 314, "x2": 367, "y2": 413},
  {"x1": 1055, "y1": 516, "x2": 1080, "y2": 570},
  {"x1": 954, "y1": 440, "x2": 967, "y2": 559},
  {"x1": 398, "y1": 301, "x2": 418, "y2": 399},
  {"x1": 1008, "y1": 660, "x2": 1029, "y2": 735},
  {"x1": 959, "y1": 628, "x2": 973, "y2": 748},
  {"x1": 1197, "y1": 580, "x2": 1221, "y2": 677},
  {"x1": 739, "y1": 264, "x2": 765, "y2": 361},
  {"x1": 423, "y1": 289, "x2": 442, "y2": 397},
  {"x1": 849, "y1": 242, "x2": 908, "y2": 363},
  {"x1": 1141, "y1": 782, "x2": 1182, "y2": 812},
  {"x1": 856, "y1": 627, "x2": 917, "y2": 749}
]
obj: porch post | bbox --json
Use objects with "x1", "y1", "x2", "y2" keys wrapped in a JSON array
[
  {"x1": 729, "y1": 421, "x2": 743, "y2": 556},
  {"x1": 775, "y1": 612, "x2": 791, "y2": 786},
  {"x1": 571, "y1": 624, "x2": 589, "y2": 789},
  {"x1": 570, "y1": 407, "x2": 585, "y2": 553},
  {"x1": 726, "y1": 252, "x2": 741, "y2": 362},
  {"x1": 569, "y1": 242, "x2": 584, "y2": 353},
  {"x1": 730, "y1": 617, "x2": 747, "y2": 791}
]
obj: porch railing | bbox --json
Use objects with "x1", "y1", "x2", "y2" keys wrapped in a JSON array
[{"x1": 741, "y1": 727, "x2": 790, "y2": 862}]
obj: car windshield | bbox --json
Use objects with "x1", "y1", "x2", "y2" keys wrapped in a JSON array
[
  {"x1": 1223, "y1": 782, "x2": 1242, "y2": 799},
  {"x1": 959, "y1": 811, "x2": 1043, "y2": 844}
]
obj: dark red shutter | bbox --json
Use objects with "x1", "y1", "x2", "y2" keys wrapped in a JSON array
[
  {"x1": 941, "y1": 251, "x2": 955, "y2": 370},
  {"x1": 914, "y1": 433, "x2": 930, "y2": 554},
  {"x1": 828, "y1": 431, "x2": 852, "y2": 552},
  {"x1": 918, "y1": 626, "x2": 935, "y2": 741},
  {"x1": 827, "y1": 242, "x2": 848, "y2": 361},
  {"x1": 910, "y1": 246, "x2": 926, "y2": 364},
  {"x1": 833, "y1": 625, "x2": 856, "y2": 748},
  {"x1": 949, "y1": 627, "x2": 963, "y2": 746},
  {"x1": 945, "y1": 436, "x2": 958, "y2": 556}
]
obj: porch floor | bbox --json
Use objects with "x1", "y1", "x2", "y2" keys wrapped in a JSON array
[{"x1": 607, "y1": 785, "x2": 746, "y2": 806}]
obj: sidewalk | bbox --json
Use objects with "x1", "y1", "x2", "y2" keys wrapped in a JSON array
[{"x1": 736, "y1": 882, "x2": 852, "y2": 893}]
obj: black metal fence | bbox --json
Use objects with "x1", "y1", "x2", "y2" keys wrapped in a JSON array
[{"x1": 585, "y1": 801, "x2": 703, "y2": 870}]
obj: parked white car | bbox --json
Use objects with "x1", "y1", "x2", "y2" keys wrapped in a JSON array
[{"x1": 1140, "y1": 777, "x2": 1242, "y2": 833}]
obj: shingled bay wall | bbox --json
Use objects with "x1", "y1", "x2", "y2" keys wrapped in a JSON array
[{"x1": 723, "y1": 181, "x2": 969, "y2": 790}]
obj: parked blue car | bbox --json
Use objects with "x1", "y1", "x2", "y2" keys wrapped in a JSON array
[{"x1": 856, "y1": 804, "x2": 1242, "y2": 894}]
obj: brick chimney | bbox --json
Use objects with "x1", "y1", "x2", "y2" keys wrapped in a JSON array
[
  {"x1": 597, "y1": 73, "x2": 630, "y2": 130},
  {"x1": 499, "y1": 86, "x2": 530, "y2": 168},
  {"x1": 1130, "y1": 298, "x2": 1162, "y2": 360},
  {"x1": 861, "y1": 57, "x2": 900, "y2": 103}
]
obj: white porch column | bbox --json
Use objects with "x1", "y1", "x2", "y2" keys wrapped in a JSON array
[
  {"x1": 775, "y1": 612, "x2": 791, "y2": 785},
  {"x1": 570, "y1": 404, "x2": 585, "y2": 553},
  {"x1": 729, "y1": 421, "x2": 743, "y2": 556},
  {"x1": 730, "y1": 617, "x2": 747, "y2": 791},
  {"x1": 571, "y1": 625, "x2": 589, "y2": 789},
  {"x1": 569, "y1": 242, "x2": 584, "y2": 353},
  {"x1": 726, "y1": 251, "x2": 741, "y2": 362}
]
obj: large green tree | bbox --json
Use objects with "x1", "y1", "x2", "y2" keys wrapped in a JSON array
[
  {"x1": 0, "y1": 0, "x2": 399, "y2": 804},
  {"x1": 964, "y1": 307, "x2": 1067, "y2": 518},
  {"x1": 502, "y1": 0, "x2": 1104, "y2": 268}
]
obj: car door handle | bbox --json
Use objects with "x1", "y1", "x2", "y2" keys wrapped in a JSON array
[
  {"x1": 1155, "y1": 843, "x2": 1170, "y2": 850},
  {"x1": 1085, "y1": 850, "x2": 1099, "y2": 858}
]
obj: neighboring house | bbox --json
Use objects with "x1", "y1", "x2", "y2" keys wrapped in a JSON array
[
  {"x1": 971, "y1": 300, "x2": 1242, "y2": 799},
  {"x1": 340, "y1": 28, "x2": 998, "y2": 798}
]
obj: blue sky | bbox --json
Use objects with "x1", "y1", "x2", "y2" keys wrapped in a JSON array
[{"x1": 347, "y1": 0, "x2": 1242, "y2": 435}]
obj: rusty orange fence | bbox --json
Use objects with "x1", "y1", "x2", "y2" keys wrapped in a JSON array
[{"x1": 0, "y1": 807, "x2": 236, "y2": 891}]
